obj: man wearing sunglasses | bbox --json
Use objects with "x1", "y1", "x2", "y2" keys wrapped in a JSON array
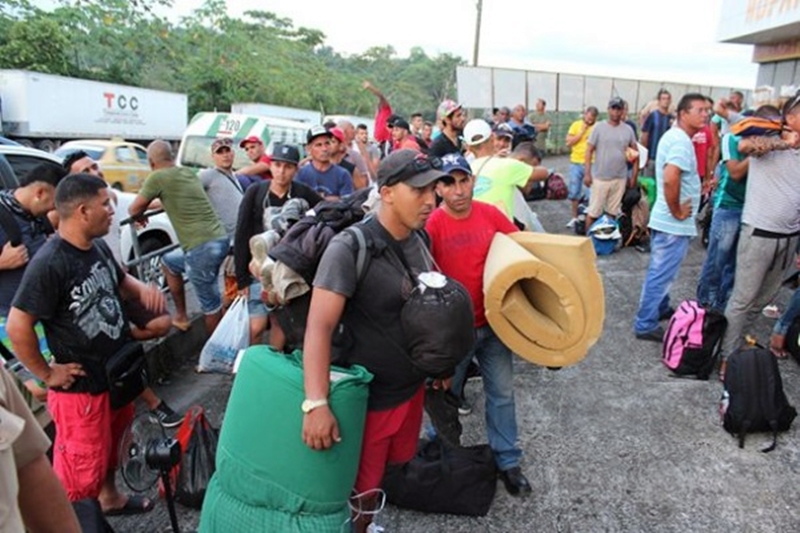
[
  {"x1": 302, "y1": 149, "x2": 446, "y2": 532},
  {"x1": 719, "y1": 93, "x2": 800, "y2": 373}
]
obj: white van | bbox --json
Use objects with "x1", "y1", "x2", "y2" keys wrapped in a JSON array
[{"x1": 177, "y1": 112, "x2": 309, "y2": 170}]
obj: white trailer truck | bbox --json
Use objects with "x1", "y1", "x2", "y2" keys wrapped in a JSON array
[{"x1": 0, "y1": 69, "x2": 188, "y2": 151}]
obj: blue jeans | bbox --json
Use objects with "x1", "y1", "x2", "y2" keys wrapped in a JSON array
[
  {"x1": 696, "y1": 207, "x2": 742, "y2": 311},
  {"x1": 775, "y1": 288, "x2": 800, "y2": 336},
  {"x1": 162, "y1": 237, "x2": 229, "y2": 314},
  {"x1": 451, "y1": 325, "x2": 521, "y2": 471},
  {"x1": 568, "y1": 163, "x2": 590, "y2": 202},
  {"x1": 634, "y1": 230, "x2": 691, "y2": 334}
]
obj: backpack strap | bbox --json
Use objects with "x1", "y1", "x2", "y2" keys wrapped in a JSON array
[
  {"x1": 762, "y1": 420, "x2": 778, "y2": 453},
  {"x1": 0, "y1": 203, "x2": 23, "y2": 247},
  {"x1": 347, "y1": 225, "x2": 370, "y2": 284}
]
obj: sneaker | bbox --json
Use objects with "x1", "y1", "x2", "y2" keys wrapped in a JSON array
[
  {"x1": 565, "y1": 217, "x2": 577, "y2": 228},
  {"x1": 152, "y1": 401, "x2": 183, "y2": 428},
  {"x1": 635, "y1": 326, "x2": 665, "y2": 343},
  {"x1": 458, "y1": 398, "x2": 472, "y2": 416}
]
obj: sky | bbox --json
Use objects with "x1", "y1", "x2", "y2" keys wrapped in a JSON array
[{"x1": 169, "y1": 0, "x2": 758, "y2": 88}]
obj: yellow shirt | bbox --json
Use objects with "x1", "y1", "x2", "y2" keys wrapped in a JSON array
[{"x1": 568, "y1": 120, "x2": 595, "y2": 164}]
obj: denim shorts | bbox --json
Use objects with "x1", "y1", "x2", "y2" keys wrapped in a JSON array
[
  {"x1": 568, "y1": 163, "x2": 589, "y2": 201},
  {"x1": 248, "y1": 282, "x2": 269, "y2": 318},
  {"x1": 162, "y1": 237, "x2": 229, "y2": 314}
]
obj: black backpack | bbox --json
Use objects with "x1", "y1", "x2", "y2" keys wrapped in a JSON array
[{"x1": 721, "y1": 347, "x2": 797, "y2": 452}]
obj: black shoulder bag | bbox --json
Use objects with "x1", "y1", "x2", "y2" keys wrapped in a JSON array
[{"x1": 95, "y1": 243, "x2": 148, "y2": 409}]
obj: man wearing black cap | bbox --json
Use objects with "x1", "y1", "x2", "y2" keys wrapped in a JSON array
[
  {"x1": 296, "y1": 125, "x2": 354, "y2": 200},
  {"x1": 233, "y1": 144, "x2": 322, "y2": 344},
  {"x1": 390, "y1": 117, "x2": 423, "y2": 152},
  {"x1": 302, "y1": 149, "x2": 444, "y2": 532},
  {"x1": 583, "y1": 97, "x2": 639, "y2": 232}
]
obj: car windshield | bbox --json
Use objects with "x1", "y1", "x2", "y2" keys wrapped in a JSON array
[
  {"x1": 54, "y1": 146, "x2": 104, "y2": 161},
  {"x1": 180, "y1": 136, "x2": 252, "y2": 170}
]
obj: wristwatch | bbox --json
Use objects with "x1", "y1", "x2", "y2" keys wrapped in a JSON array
[{"x1": 301, "y1": 398, "x2": 329, "y2": 414}]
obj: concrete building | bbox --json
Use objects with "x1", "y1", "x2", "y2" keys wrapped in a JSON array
[{"x1": 719, "y1": 0, "x2": 800, "y2": 102}]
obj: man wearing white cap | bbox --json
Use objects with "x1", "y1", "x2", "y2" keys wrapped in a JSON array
[{"x1": 463, "y1": 119, "x2": 549, "y2": 219}]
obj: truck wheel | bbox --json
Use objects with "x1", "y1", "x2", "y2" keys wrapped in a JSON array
[
  {"x1": 17, "y1": 139, "x2": 34, "y2": 148},
  {"x1": 37, "y1": 140, "x2": 57, "y2": 153}
]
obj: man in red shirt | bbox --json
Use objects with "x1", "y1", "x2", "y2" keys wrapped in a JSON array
[
  {"x1": 238, "y1": 135, "x2": 272, "y2": 180},
  {"x1": 425, "y1": 152, "x2": 532, "y2": 496},
  {"x1": 692, "y1": 97, "x2": 719, "y2": 190}
]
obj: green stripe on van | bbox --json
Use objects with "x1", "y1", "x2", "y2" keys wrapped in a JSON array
[
  {"x1": 206, "y1": 114, "x2": 228, "y2": 137},
  {"x1": 259, "y1": 124, "x2": 271, "y2": 147},
  {"x1": 235, "y1": 117, "x2": 258, "y2": 140}
]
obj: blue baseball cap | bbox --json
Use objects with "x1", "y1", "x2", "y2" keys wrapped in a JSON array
[{"x1": 440, "y1": 153, "x2": 472, "y2": 176}]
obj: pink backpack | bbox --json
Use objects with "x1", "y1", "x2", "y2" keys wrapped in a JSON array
[{"x1": 662, "y1": 300, "x2": 727, "y2": 380}]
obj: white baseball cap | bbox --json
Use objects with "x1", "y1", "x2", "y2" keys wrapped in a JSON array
[{"x1": 462, "y1": 119, "x2": 493, "y2": 146}]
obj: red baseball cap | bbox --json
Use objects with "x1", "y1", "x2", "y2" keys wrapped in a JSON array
[
  {"x1": 329, "y1": 127, "x2": 346, "y2": 143},
  {"x1": 238, "y1": 135, "x2": 263, "y2": 148}
]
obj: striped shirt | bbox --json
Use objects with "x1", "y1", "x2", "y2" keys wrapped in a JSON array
[
  {"x1": 648, "y1": 127, "x2": 701, "y2": 237},
  {"x1": 643, "y1": 110, "x2": 673, "y2": 160},
  {"x1": 742, "y1": 148, "x2": 800, "y2": 234}
]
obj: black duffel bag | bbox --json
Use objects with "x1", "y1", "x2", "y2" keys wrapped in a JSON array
[{"x1": 382, "y1": 439, "x2": 498, "y2": 516}]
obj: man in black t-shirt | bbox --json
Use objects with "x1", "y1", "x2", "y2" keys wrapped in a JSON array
[
  {"x1": 234, "y1": 144, "x2": 322, "y2": 345},
  {"x1": 6, "y1": 174, "x2": 165, "y2": 515},
  {"x1": 429, "y1": 99, "x2": 467, "y2": 158},
  {"x1": 302, "y1": 149, "x2": 446, "y2": 533}
]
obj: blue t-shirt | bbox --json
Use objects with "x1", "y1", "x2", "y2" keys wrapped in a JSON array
[
  {"x1": 648, "y1": 127, "x2": 701, "y2": 237},
  {"x1": 643, "y1": 110, "x2": 673, "y2": 160},
  {"x1": 296, "y1": 163, "x2": 353, "y2": 198}
]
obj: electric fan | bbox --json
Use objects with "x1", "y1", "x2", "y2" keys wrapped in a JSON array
[{"x1": 118, "y1": 412, "x2": 183, "y2": 533}]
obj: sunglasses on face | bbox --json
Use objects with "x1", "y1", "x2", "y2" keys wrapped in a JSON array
[{"x1": 383, "y1": 154, "x2": 443, "y2": 187}]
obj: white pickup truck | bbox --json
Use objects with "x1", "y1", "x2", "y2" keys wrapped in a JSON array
[{"x1": 0, "y1": 144, "x2": 178, "y2": 284}]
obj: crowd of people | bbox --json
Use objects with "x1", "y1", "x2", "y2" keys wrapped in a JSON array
[{"x1": 1, "y1": 77, "x2": 799, "y2": 533}]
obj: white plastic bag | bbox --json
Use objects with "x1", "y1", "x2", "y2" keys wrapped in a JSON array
[{"x1": 197, "y1": 296, "x2": 250, "y2": 373}]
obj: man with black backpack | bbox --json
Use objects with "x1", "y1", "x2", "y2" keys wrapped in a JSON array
[{"x1": 301, "y1": 149, "x2": 446, "y2": 533}]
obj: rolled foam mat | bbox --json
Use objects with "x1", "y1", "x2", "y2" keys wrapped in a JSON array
[{"x1": 484, "y1": 232, "x2": 604, "y2": 367}]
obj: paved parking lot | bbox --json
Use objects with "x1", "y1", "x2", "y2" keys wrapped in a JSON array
[{"x1": 111, "y1": 156, "x2": 800, "y2": 532}]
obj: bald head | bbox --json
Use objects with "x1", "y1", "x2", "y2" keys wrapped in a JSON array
[
  {"x1": 147, "y1": 140, "x2": 174, "y2": 168},
  {"x1": 337, "y1": 119, "x2": 355, "y2": 143}
]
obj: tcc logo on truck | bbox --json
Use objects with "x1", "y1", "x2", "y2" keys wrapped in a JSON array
[{"x1": 103, "y1": 92, "x2": 139, "y2": 111}]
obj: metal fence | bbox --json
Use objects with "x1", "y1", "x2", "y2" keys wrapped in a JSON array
[{"x1": 457, "y1": 66, "x2": 751, "y2": 154}]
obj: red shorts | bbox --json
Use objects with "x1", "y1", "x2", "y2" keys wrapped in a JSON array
[
  {"x1": 354, "y1": 386, "x2": 425, "y2": 493},
  {"x1": 48, "y1": 390, "x2": 134, "y2": 501}
]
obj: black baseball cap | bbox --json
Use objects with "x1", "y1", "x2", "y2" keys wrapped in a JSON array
[
  {"x1": 376, "y1": 149, "x2": 447, "y2": 188},
  {"x1": 270, "y1": 143, "x2": 300, "y2": 165},
  {"x1": 608, "y1": 97, "x2": 625, "y2": 109}
]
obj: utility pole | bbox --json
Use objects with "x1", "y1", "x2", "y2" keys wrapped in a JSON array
[{"x1": 473, "y1": 0, "x2": 483, "y2": 66}]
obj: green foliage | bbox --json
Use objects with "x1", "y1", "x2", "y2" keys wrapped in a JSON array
[{"x1": 0, "y1": 0, "x2": 466, "y2": 119}]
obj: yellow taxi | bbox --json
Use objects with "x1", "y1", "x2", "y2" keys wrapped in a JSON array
[{"x1": 55, "y1": 138, "x2": 151, "y2": 191}]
